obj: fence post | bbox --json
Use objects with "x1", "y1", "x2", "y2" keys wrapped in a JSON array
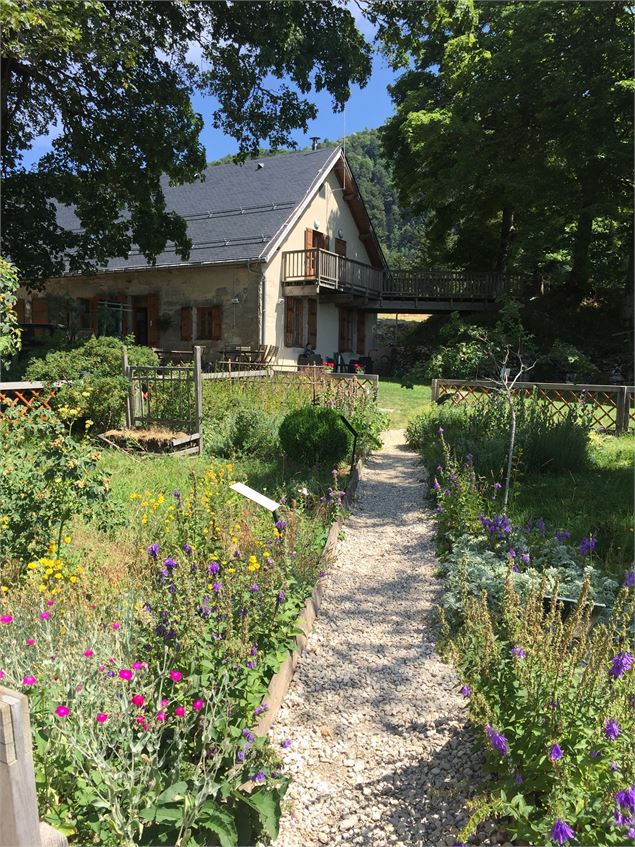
[
  {"x1": 193, "y1": 345, "x2": 204, "y2": 455},
  {"x1": 431, "y1": 378, "x2": 439, "y2": 402},
  {"x1": 616, "y1": 386, "x2": 627, "y2": 435},
  {"x1": 122, "y1": 346, "x2": 132, "y2": 429}
]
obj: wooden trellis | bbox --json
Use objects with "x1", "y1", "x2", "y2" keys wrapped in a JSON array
[
  {"x1": 431, "y1": 379, "x2": 635, "y2": 435},
  {"x1": 0, "y1": 382, "x2": 55, "y2": 413}
]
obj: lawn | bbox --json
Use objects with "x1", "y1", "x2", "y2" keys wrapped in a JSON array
[{"x1": 377, "y1": 378, "x2": 431, "y2": 429}]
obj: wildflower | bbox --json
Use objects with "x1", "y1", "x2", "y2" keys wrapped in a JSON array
[
  {"x1": 277, "y1": 590, "x2": 286, "y2": 603},
  {"x1": 111, "y1": 622, "x2": 120, "y2": 630},
  {"x1": 432, "y1": 479, "x2": 441, "y2": 491},
  {"x1": 281, "y1": 739, "x2": 293, "y2": 749},
  {"x1": 437, "y1": 426, "x2": 444, "y2": 435},
  {"x1": 246, "y1": 660, "x2": 255, "y2": 669},
  {"x1": 161, "y1": 698, "x2": 170, "y2": 707},
  {"x1": 242, "y1": 729, "x2": 255, "y2": 742},
  {"x1": 96, "y1": 713, "x2": 108, "y2": 724},
  {"x1": 579, "y1": 535, "x2": 598, "y2": 557},
  {"x1": 26, "y1": 639, "x2": 35, "y2": 646},
  {"x1": 511, "y1": 647, "x2": 526, "y2": 659},
  {"x1": 147, "y1": 544, "x2": 160, "y2": 558},
  {"x1": 609, "y1": 652, "x2": 634, "y2": 679},
  {"x1": 237, "y1": 750, "x2": 245, "y2": 762},
  {"x1": 521, "y1": 552, "x2": 530, "y2": 565},
  {"x1": 156, "y1": 712, "x2": 167, "y2": 722},
  {"x1": 549, "y1": 744, "x2": 564, "y2": 762},
  {"x1": 253, "y1": 772, "x2": 266, "y2": 783},
  {"x1": 39, "y1": 612, "x2": 51, "y2": 620},
  {"x1": 494, "y1": 482, "x2": 502, "y2": 491},
  {"x1": 169, "y1": 670, "x2": 182, "y2": 683},
  {"x1": 0, "y1": 615, "x2": 13, "y2": 624},
  {"x1": 275, "y1": 519, "x2": 287, "y2": 532},
  {"x1": 207, "y1": 561, "x2": 220, "y2": 574},
  {"x1": 182, "y1": 543, "x2": 192, "y2": 555},
  {"x1": 174, "y1": 706, "x2": 186, "y2": 717},
  {"x1": 46, "y1": 599, "x2": 54, "y2": 606},
  {"x1": 459, "y1": 685, "x2": 471, "y2": 697},
  {"x1": 54, "y1": 705, "x2": 70, "y2": 718},
  {"x1": 549, "y1": 819, "x2": 575, "y2": 845},
  {"x1": 0, "y1": 671, "x2": 4, "y2": 679},
  {"x1": 624, "y1": 571, "x2": 635, "y2": 588},
  {"x1": 132, "y1": 694, "x2": 145, "y2": 707},
  {"x1": 485, "y1": 724, "x2": 508, "y2": 756},
  {"x1": 555, "y1": 530, "x2": 571, "y2": 543},
  {"x1": 250, "y1": 584, "x2": 260, "y2": 593},
  {"x1": 133, "y1": 661, "x2": 144, "y2": 670},
  {"x1": 319, "y1": 570, "x2": 326, "y2": 578},
  {"x1": 192, "y1": 698, "x2": 204, "y2": 712},
  {"x1": 615, "y1": 786, "x2": 635, "y2": 813},
  {"x1": 610, "y1": 761, "x2": 621, "y2": 772},
  {"x1": 212, "y1": 581, "x2": 222, "y2": 593},
  {"x1": 22, "y1": 675, "x2": 37, "y2": 686},
  {"x1": 163, "y1": 558, "x2": 177, "y2": 572},
  {"x1": 514, "y1": 774, "x2": 523, "y2": 784},
  {"x1": 605, "y1": 719, "x2": 621, "y2": 740},
  {"x1": 119, "y1": 669, "x2": 133, "y2": 681}
]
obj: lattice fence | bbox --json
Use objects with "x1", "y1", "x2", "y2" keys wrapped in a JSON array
[
  {"x1": 0, "y1": 381, "x2": 55, "y2": 414},
  {"x1": 431, "y1": 379, "x2": 635, "y2": 434}
]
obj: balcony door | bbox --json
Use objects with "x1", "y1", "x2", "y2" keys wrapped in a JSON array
[{"x1": 304, "y1": 228, "x2": 329, "y2": 279}]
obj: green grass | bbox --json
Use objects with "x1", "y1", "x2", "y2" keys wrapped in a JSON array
[
  {"x1": 377, "y1": 378, "x2": 432, "y2": 429},
  {"x1": 508, "y1": 432, "x2": 634, "y2": 578}
]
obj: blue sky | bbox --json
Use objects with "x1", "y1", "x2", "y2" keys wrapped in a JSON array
[{"x1": 22, "y1": 41, "x2": 399, "y2": 167}]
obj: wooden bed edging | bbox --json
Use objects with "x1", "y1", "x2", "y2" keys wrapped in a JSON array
[{"x1": 252, "y1": 454, "x2": 364, "y2": 738}]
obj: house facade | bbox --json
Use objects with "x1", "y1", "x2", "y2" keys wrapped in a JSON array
[{"x1": 16, "y1": 147, "x2": 387, "y2": 367}]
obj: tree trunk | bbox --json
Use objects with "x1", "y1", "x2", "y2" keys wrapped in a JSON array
[
  {"x1": 569, "y1": 171, "x2": 597, "y2": 294},
  {"x1": 495, "y1": 206, "x2": 514, "y2": 274}
]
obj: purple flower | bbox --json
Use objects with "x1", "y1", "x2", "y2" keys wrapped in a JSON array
[
  {"x1": 253, "y1": 704, "x2": 266, "y2": 716},
  {"x1": 435, "y1": 504, "x2": 443, "y2": 514},
  {"x1": 246, "y1": 660, "x2": 255, "y2": 669},
  {"x1": 627, "y1": 827, "x2": 635, "y2": 839},
  {"x1": 514, "y1": 773, "x2": 523, "y2": 784},
  {"x1": 549, "y1": 743, "x2": 564, "y2": 762},
  {"x1": 281, "y1": 738, "x2": 293, "y2": 749},
  {"x1": 610, "y1": 761, "x2": 621, "y2": 772},
  {"x1": 432, "y1": 479, "x2": 441, "y2": 491},
  {"x1": 605, "y1": 719, "x2": 621, "y2": 740},
  {"x1": 275, "y1": 519, "x2": 287, "y2": 532},
  {"x1": 182, "y1": 543, "x2": 192, "y2": 555},
  {"x1": 511, "y1": 646, "x2": 526, "y2": 659},
  {"x1": 250, "y1": 584, "x2": 259, "y2": 593},
  {"x1": 277, "y1": 590, "x2": 286, "y2": 603},
  {"x1": 615, "y1": 786, "x2": 635, "y2": 813},
  {"x1": 494, "y1": 482, "x2": 502, "y2": 491},
  {"x1": 207, "y1": 561, "x2": 220, "y2": 574},
  {"x1": 459, "y1": 685, "x2": 471, "y2": 698},
  {"x1": 579, "y1": 535, "x2": 598, "y2": 556},
  {"x1": 624, "y1": 571, "x2": 635, "y2": 588},
  {"x1": 319, "y1": 570, "x2": 326, "y2": 578},
  {"x1": 521, "y1": 552, "x2": 530, "y2": 565},
  {"x1": 555, "y1": 530, "x2": 571, "y2": 543},
  {"x1": 242, "y1": 729, "x2": 254, "y2": 742},
  {"x1": 250, "y1": 644, "x2": 258, "y2": 656},
  {"x1": 549, "y1": 819, "x2": 575, "y2": 845},
  {"x1": 485, "y1": 724, "x2": 508, "y2": 756},
  {"x1": 237, "y1": 750, "x2": 245, "y2": 762},
  {"x1": 212, "y1": 582, "x2": 222, "y2": 593},
  {"x1": 252, "y1": 771, "x2": 266, "y2": 783},
  {"x1": 590, "y1": 750, "x2": 599, "y2": 758},
  {"x1": 508, "y1": 548, "x2": 516, "y2": 558},
  {"x1": 163, "y1": 557, "x2": 177, "y2": 571},
  {"x1": 437, "y1": 426, "x2": 444, "y2": 435},
  {"x1": 147, "y1": 544, "x2": 160, "y2": 558},
  {"x1": 609, "y1": 651, "x2": 634, "y2": 679}
]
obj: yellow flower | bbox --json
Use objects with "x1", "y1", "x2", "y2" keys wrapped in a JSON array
[
  {"x1": 38, "y1": 584, "x2": 46, "y2": 592},
  {"x1": 64, "y1": 536, "x2": 72, "y2": 544},
  {"x1": 54, "y1": 572, "x2": 62, "y2": 580},
  {"x1": 85, "y1": 419, "x2": 94, "y2": 429},
  {"x1": 69, "y1": 576, "x2": 77, "y2": 583},
  {"x1": 227, "y1": 567, "x2": 236, "y2": 574},
  {"x1": 1, "y1": 585, "x2": 8, "y2": 593},
  {"x1": 27, "y1": 562, "x2": 38, "y2": 570}
]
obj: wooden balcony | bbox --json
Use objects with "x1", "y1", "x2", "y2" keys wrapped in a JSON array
[
  {"x1": 383, "y1": 269, "x2": 525, "y2": 303},
  {"x1": 281, "y1": 248, "x2": 384, "y2": 297}
]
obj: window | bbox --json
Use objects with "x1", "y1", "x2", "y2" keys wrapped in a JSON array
[
  {"x1": 357, "y1": 311, "x2": 366, "y2": 354},
  {"x1": 197, "y1": 305, "x2": 222, "y2": 340},
  {"x1": 284, "y1": 297, "x2": 304, "y2": 347},
  {"x1": 338, "y1": 308, "x2": 353, "y2": 353},
  {"x1": 307, "y1": 299, "x2": 317, "y2": 348}
]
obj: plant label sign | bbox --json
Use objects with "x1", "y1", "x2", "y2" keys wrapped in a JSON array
[{"x1": 230, "y1": 482, "x2": 280, "y2": 514}]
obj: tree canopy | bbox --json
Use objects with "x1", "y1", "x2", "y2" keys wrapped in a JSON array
[
  {"x1": 377, "y1": 0, "x2": 633, "y2": 296},
  {"x1": 1, "y1": 0, "x2": 371, "y2": 287}
]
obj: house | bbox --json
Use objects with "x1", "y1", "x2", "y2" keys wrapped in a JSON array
[{"x1": 17, "y1": 147, "x2": 388, "y2": 367}]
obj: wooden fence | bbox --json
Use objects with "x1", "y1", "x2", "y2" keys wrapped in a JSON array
[
  {"x1": 431, "y1": 378, "x2": 635, "y2": 435},
  {"x1": 0, "y1": 381, "x2": 55, "y2": 412}
]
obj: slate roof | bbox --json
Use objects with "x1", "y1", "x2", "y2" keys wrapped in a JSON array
[{"x1": 55, "y1": 147, "x2": 342, "y2": 272}]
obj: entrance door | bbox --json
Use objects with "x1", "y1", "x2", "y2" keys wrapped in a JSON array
[{"x1": 133, "y1": 304, "x2": 148, "y2": 346}]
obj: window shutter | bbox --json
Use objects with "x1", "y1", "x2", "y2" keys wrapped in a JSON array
[
  {"x1": 31, "y1": 297, "x2": 48, "y2": 324},
  {"x1": 284, "y1": 298, "x2": 295, "y2": 347},
  {"x1": 211, "y1": 305, "x2": 222, "y2": 341},
  {"x1": 357, "y1": 311, "x2": 366, "y2": 355},
  {"x1": 335, "y1": 238, "x2": 347, "y2": 257},
  {"x1": 307, "y1": 299, "x2": 317, "y2": 348},
  {"x1": 147, "y1": 292, "x2": 160, "y2": 347},
  {"x1": 181, "y1": 306, "x2": 192, "y2": 341},
  {"x1": 16, "y1": 299, "x2": 26, "y2": 323}
]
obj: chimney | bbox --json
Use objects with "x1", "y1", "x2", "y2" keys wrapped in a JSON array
[{"x1": 310, "y1": 136, "x2": 320, "y2": 151}]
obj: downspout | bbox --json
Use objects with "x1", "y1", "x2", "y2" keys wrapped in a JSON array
[{"x1": 247, "y1": 258, "x2": 266, "y2": 346}]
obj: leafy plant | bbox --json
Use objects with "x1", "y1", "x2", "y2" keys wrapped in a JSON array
[{"x1": 279, "y1": 406, "x2": 353, "y2": 468}]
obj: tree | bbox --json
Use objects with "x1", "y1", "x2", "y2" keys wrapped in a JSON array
[
  {"x1": 1, "y1": 0, "x2": 372, "y2": 287},
  {"x1": 0, "y1": 257, "x2": 22, "y2": 376},
  {"x1": 374, "y1": 1, "x2": 633, "y2": 297}
]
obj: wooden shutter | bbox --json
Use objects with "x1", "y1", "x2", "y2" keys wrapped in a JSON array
[
  {"x1": 15, "y1": 299, "x2": 26, "y2": 323},
  {"x1": 147, "y1": 292, "x2": 160, "y2": 347},
  {"x1": 211, "y1": 305, "x2": 222, "y2": 341},
  {"x1": 357, "y1": 311, "x2": 366, "y2": 355},
  {"x1": 31, "y1": 297, "x2": 48, "y2": 323},
  {"x1": 181, "y1": 306, "x2": 192, "y2": 341},
  {"x1": 307, "y1": 299, "x2": 317, "y2": 348},
  {"x1": 285, "y1": 297, "x2": 296, "y2": 347},
  {"x1": 304, "y1": 228, "x2": 316, "y2": 278},
  {"x1": 335, "y1": 238, "x2": 347, "y2": 257}
]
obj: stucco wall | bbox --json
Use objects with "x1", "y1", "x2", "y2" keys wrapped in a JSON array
[{"x1": 264, "y1": 170, "x2": 377, "y2": 365}]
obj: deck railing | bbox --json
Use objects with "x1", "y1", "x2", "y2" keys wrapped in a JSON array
[
  {"x1": 383, "y1": 269, "x2": 525, "y2": 301},
  {"x1": 281, "y1": 249, "x2": 384, "y2": 295}
]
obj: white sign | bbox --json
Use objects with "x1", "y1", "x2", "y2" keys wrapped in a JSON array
[{"x1": 230, "y1": 482, "x2": 281, "y2": 513}]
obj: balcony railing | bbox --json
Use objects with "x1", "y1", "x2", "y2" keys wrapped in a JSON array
[
  {"x1": 281, "y1": 248, "x2": 384, "y2": 296},
  {"x1": 383, "y1": 269, "x2": 525, "y2": 301}
]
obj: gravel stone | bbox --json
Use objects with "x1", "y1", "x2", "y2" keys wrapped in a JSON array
[{"x1": 271, "y1": 430, "x2": 489, "y2": 846}]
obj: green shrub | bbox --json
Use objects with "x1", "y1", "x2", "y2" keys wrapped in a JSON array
[
  {"x1": 279, "y1": 406, "x2": 352, "y2": 468},
  {"x1": 24, "y1": 336, "x2": 158, "y2": 432},
  {"x1": 0, "y1": 407, "x2": 111, "y2": 564},
  {"x1": 230, "y1": 409, "x2": 280, "y2": 456}
]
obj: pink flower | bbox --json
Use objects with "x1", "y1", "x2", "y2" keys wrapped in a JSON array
[
  {"x1": 46, "y1": 599, "x2": 54, "y2": 606},
  {"x1": 0, "y1": 615, "x2": 13, "y2": 624},
  {"x1": 0, "y1": 671, "x2": 5, "y2": 679},
  {"x1": 96, "y1": 713, "x2": 108, "y2": 724},
  {"x1": 132, "y1": 661, "x2": 144, "y2": 670},
  {"x1": 192, "y1": 698, "x2": 204, "y2": 712},
  {"x1": 54, "y1": 705, "x2": 70, "y2": 718},
  {"x1": 131, "y1": 694, "x2": 145, "y2": 707},
  {"x1": 135, "y1": 714, "x2": 146, "y2": 725},
  {"x1": 169, "y1": 670, "x2": 182, "y2": 683},
  {"x1": 156, "y1": 711, "x2": 167, "y2": 723},
  {"x1": 22, "y1": 675, "x2": 36, "y2": 686},
  {"x1": 161, "y1": 698, "x2": 170, "y2": 707},
  {"x1": 111, "y1": 622, "x2": 120, "y2": 630},
  {"x1": 98, "y1": 664, "x2": 105, "y2": 672},
  {"x1": 39, "y1": 612, "x2": 50, "y2": 620},
  {"x1": 26, "y1": 639, "x2": 35, "y2": 646},
  {"x1": 174, "y1": 706, "x2": 186, "y2": 717},
  {"x1": 119, "y1": 669, "x2": 133, "y2": 681},
  {"x1": 83, "y1": 649, "x2": 94, "y2": 658}
]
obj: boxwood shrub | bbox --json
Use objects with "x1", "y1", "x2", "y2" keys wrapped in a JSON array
[{"x1": 279, "y1": 405, "x2": 352, "y2": 468}]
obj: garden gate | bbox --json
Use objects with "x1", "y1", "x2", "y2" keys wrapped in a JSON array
[{"x1": 123, "y1": 346, "x2": 203, "y2": 454}]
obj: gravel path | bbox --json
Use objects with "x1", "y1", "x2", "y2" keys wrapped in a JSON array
[{"x1": 270, "y1": 430, "x2": 494, "y2": 847}]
